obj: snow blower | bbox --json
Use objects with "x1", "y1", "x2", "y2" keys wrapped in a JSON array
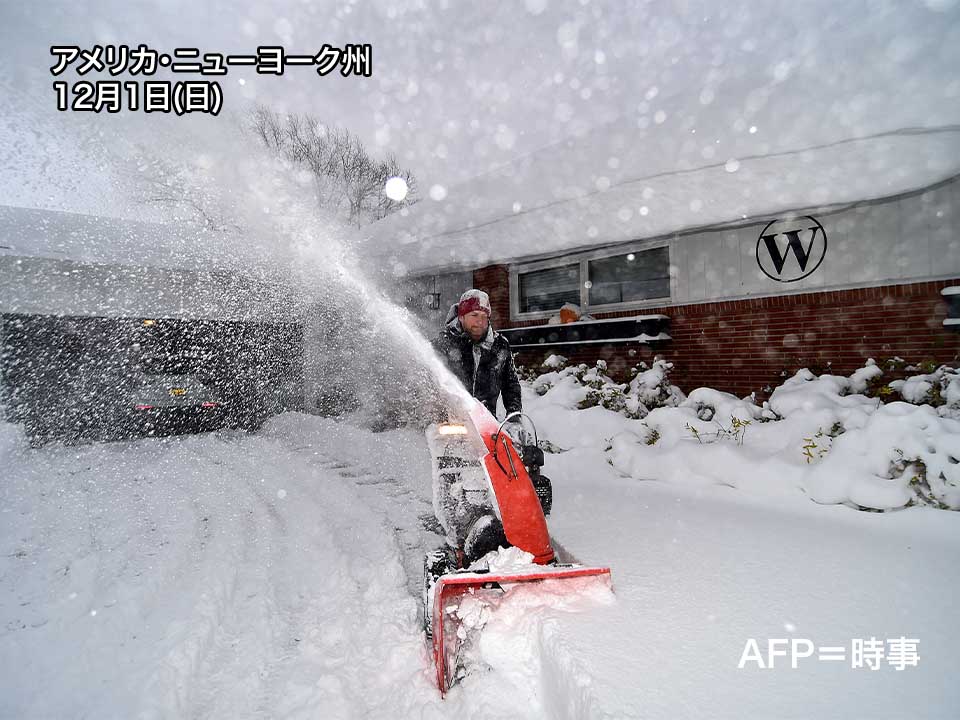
[{"x1": 423, "y1": 399, "x2": 612, "y2": 695}]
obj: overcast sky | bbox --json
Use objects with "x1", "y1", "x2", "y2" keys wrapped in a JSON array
[{"x1": 2, "y1": 0, "x2": 959, "y2": 216}]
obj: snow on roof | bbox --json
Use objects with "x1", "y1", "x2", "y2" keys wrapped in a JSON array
[
  {"x1": 0, "y1": 206, "x2": 308, "y2": 320},
  {"x1": 0, "y1": 204, "x2": 220, "y2": 272},
  {"x1": 365, "y1": 126, "x2": 960, "y2": 275}
]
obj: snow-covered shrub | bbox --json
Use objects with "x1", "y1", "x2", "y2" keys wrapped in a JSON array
[
  {"x1": 888, "y1": 364, "x2": 959, "y2": 412},
  {"x1": 681, "y1": 387, "x2": 765, "y2": 425},
  {"x1": 944, "y1": 373, "x2": 960, "y2": 420},
  {"x1": 576, "y1": 360, "x2": 629, "y2": 410},
  {"x1": 800, "y1": 421, "x2": 846, "y2": 464},
  {"x1": 532, "y1": 378, "x2": 553, "y2": 396},
  {"x1": 639, "y1": 423, "x2": 661, "y2": 445},
  {"x1": 522, "y1": 363, "x2": 592, "y2": 410},
  {"x1": 858, "y1": 357, "x2": 959, "y2": 418},
  {"x1": 516, "y1": 353, "x2": 568, "y2": 385},
  {"x1": 542, "y1": 354, "x2": 568, "y2": 370},
  {"x1": 575, "y1": 362, "x2": 610, "y2": 390},
  {"x1": 804, "y1": 402, "x2": 960, "y2": 511},
  {"x1": 569, "y1": 357, "x2": 960, "y2": 513},
  {"x1": 768, "y1": 366, "x2": 879, "y2": 427},
  {"x1": 888, "y1": 452, "x2": 955, "y2": 511},
  {"x1": 523, "y1": 356, "x2": 685, "y2": 420},
  {"x1": 580, "y1": 383, "x2": 629, "y2": 413},
  {"x1": 628, "y1": 359, "x2": 685, "y2": 413}
]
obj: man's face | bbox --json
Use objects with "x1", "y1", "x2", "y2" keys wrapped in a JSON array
[{"x1": 461, "y1": 310, "x2": 489, "y2": 341}]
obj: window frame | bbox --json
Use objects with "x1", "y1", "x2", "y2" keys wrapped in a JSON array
[
  {"x1": 509, "y1": 238, "x2": 673, "y2": 322},
  {"x1": 513, "y1": 259, "x2": 582, "y2": 316}
]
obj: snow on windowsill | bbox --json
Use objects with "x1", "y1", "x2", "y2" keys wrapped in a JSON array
[{"x1": 942, "y1": 286, "x2": 960, "y2": 297}]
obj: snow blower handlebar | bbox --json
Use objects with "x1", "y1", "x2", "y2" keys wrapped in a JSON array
[{"x1": 492, "y1": 410, "x2": 539, "y2": 449}]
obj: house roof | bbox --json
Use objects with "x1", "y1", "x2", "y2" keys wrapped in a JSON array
[
  {"x1": 363, "y1": 124, "x2": 960, "y2": 275},
  {"x1": 0, "y1": 205, "x2": 219, "y2": 271}
]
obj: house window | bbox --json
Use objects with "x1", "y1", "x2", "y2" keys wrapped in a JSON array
[
  {"x1": 587, "y1": 247, "x2": 669, "y2": 305},
  {"x1": 518, "y1": 263, "x2": 580, "y2": 313}
]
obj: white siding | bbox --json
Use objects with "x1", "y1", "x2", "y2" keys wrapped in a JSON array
[
  {"x1": 494, "y1": 175, "x2": 959, "y2": 320},
  {"x1": 924, "y1": 183, "x2": 959, "y2": 278},
  {"x1": 659, "y1": 175, "x2": 960, "y2": 306}
]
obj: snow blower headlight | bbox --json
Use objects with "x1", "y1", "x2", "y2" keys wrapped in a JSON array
[{"x1": 438, "y1": 423, "x2": 468, "y2": 436}]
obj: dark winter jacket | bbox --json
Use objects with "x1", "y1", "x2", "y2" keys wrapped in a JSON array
[{"x1": 433, "y1": 304, "x2": 522, "y2": 417}]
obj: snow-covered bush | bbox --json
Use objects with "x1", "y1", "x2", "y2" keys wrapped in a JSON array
[
  {"x1": 763, "y1": 361, "x2": 960, "y2": 510},
  {"x1": 576, "y1": 359, "x2": 638, "y2": 413},
  {"x1": 542, "y1": 354, "x2": 568, "y2": 370},
  {"x1": 888, "y1": 364, "x2": 959, "y2": 413},
  {"x1": 628, "y1": 360, "x2": 685, "y2": 415},
  {"x1": 518, "y1": 353, "x2": 568, "y2": 387},
  {"x1": 859, "y1": 358, "x2": 960, "y2": 418},
  {"x1": 848, "y1": 358, "x2": 885, "y2": 394},
  {"x1": 521, "y1": 355, "x2": 685, "y2": 419},
  {"x1": 681, "y1": 387, "x2": 769, "y2": 424},
  {"x1": 804, "y1": 402, "x2": 960, "y2": 511},
  {"x1": 579, "y1": 382, "x2": 628, "y2": 413},
  {"x1": 594, "y1": 358, "x2": 960, "y2": 512}
]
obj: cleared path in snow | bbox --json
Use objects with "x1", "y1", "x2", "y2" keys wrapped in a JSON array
[{"x1": 0, "y1": 416, "x2": 568, "y2": 719}]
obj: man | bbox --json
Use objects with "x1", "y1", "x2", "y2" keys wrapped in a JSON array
[
  {"x1": 429, "y1": 289, "x2": 526, "y2": 565},
  {"x1": 433, "y1": 288, "x2": 522, "y2": 418}
]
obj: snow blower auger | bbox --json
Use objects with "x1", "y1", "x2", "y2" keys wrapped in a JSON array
[{"x1": 423, "y1": 399, "x2": 612, "y2": 695}]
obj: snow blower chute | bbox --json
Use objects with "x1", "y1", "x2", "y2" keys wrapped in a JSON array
[{"x1": 423, "y1": 399, "x2": 612, "y2": 695}]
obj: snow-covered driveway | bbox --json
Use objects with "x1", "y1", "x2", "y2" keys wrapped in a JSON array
[
  {"x1": 1, "y1": 416, "x2": 519, "y2": 719},
  {"x1": 2, "y1": 413, "x2": 957, "y2": 719}
]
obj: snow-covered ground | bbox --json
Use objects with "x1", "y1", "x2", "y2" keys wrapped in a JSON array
[
  {"x1": 0, "y1": 416, "x2": 438, "y2": 718},
  {"x1": 2, "y1": 365, "x2": 958, "y2": 718}
]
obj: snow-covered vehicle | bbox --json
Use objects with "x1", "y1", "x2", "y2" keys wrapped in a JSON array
[
  {"x1": 124, "y1": 373, "x2": 225, "y2": 436},
  {"x1": 0, "y1": 308, "x2": 303, "y2": 444}
]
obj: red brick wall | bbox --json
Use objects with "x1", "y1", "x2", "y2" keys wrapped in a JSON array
[
  {"x1": 473, "y1": 265, "x2": 510, "y2": 330},
  {"x1": 487, "y1": 277, "x2": 960, "y2": 399}
]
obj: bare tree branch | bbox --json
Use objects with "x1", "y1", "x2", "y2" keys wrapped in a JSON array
[{"x1": 247, "y1": 106, "x2": 417, "y2": 226}]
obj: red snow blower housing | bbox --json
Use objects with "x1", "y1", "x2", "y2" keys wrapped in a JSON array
[{"x1": 423, "y1": 399, "x2": 612, "y2": 694}]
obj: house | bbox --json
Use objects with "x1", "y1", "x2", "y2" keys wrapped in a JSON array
[{"x1": 367, "y1": 123, "x2": 960, "y2": 398}]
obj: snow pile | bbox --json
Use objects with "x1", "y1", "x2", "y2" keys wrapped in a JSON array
[
  {"x1": 449, "y1": 570, "x2": 615, "y2": 713},
  {"x1": 471, "y1": 546, "x2": 536, "y2": 574},
  {"x1": 805, "y1": 402, "x2": 960, "y2": 510},
  {"x1": 470, "y1": 576, "x2": 615, "y2": 709},
  {"x1": 0, "y1": 419, "x2": 26, "y2": 461},
  {"x1": 524, "y1": 359, "x2": 960, "y2": 512},
  {"x1": 681, "y1": 387, "x2": 772, "y2": 424}
]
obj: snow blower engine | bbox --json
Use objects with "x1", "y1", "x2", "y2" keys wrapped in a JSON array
[{"x1": 423, "y1": 399, "x2": 612, "y2": 695}]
